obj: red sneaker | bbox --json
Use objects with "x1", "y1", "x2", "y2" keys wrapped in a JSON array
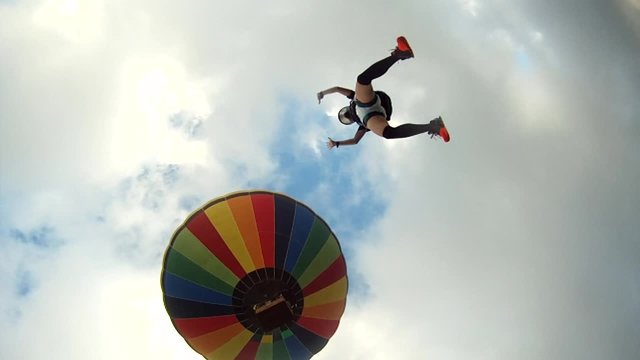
[
  {"x1": 429, "y1": 116, "x2": 450, "y2": 142},
  {"x1": 439, "y1": 127, "x2": 451, "y2": 142},
  {"x1": 392, "y1": 36, "x2": 414, "y2": 60}
]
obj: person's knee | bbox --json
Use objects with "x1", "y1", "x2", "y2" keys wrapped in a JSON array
[
  {"x1": 382, "y1": 125, "x2": 396, "y2": 139},
  {"x1": 357, "y1": 73, "x2": 372, "y2": 85}
]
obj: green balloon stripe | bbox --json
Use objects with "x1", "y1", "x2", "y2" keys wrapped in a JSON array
[
  {"x1": 273, "y1": 338, "x2": 291, "y2": 360},
  {"x1": 164, "y1": 250, "x2": 235, "y2": 295},
  {"x1": 172, "y1": 228, "x2": 239, "y2": 287},
  {"x1": 297, "y1": 235, "x2": 340, "y2": 288},
  {"x1": 255, "y1": 340, "x2": 272, "y2": 360},
  {"x1": 291, "y1": 220, "x2": 331, "y2": 279}
]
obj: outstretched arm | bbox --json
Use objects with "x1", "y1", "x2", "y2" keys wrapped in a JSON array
[
  {"x1": 327, "y1": 127, "x2": 368, "y2": 149},
  {"x1": 317, "y1": 86, "x2": 355, "y2": 103}
]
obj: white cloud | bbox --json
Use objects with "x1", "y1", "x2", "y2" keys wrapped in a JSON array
[
  {"x1": 461, "y1": 0, "x2": 481, "y2": 17},
  {"x1": 1, "y1": 241, "x2": 200, "y2": 359},
  {"x1": 32, "y1": 0, "x2": 105, "y2": 44},
  {"x1": 617, "y1": 0, "x2": 640, "y2": 39},
  {"x1": 108, "y1": 55, "x2": 213, "y2": 174},
  {"x1": 530, "y1": 31, "x2": 543, "y2": 43}
]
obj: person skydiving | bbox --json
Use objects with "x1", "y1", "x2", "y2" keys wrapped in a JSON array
[{"x1": 317, "y1": 36, "x2": 450, "y2": 149}]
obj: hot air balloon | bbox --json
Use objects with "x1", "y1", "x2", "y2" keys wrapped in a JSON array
[{"x1": 161, "y1": 191, "x2": 348, "y2": 359}]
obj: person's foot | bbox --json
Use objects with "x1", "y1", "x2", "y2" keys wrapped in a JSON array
[
  {"x1": 428, "y1": 116, "x2": 450, "y2": 142},
  {"x1": 392, "y1": 36, "x2": 414, "y2": 60}
]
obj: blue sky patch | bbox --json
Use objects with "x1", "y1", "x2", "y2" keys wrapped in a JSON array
[
  {"x1": 264, "y1": 96, "x2": 388, "y2": 297},
  {"x1": 515, "y1": 47, "x2": 532, "y2": 72},
  {"x1": 269, "y1": 95, "x2": 388, "y2": 242},
  {"x1": 116, "y1": 164, "x2": 182, "y2": 211},
  {"x1": 169, "y1": 112, "x2": 204, "y2": 139},
  {"x1": 178, "y1": 194, "x2": 204, "y2": 212},
  {"x1": 9, "y1": 226, "x2": 63, "y2": 249},
  {"x1": 15, "y1": 269, "x2": 34, "y2": 297}
]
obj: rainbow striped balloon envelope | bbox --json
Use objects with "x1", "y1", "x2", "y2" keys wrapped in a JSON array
[{"x1": 161, "y1": 191, "x2": 348, "y2": 359}]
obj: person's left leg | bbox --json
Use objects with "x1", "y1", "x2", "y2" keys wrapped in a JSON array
[
  {"x1": 355, "y1": 37, "x2": 414, "y2": 103},
  {"x1": 357, "y1": 55, "x2": 401, "y2": 87},
  {"x1": 354, "y1": 56, "x2": 398, "y2": 104}
]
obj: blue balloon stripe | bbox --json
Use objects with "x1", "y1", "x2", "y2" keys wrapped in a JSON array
[
  {"x1": 163, "y1": 272, "x2": 232, "y2": 305},
  {"x1": 274, "y1": 194, "x2": 296, "y2": 270},
  {"x1": 284, "y1": 204, "x2": 315, "y2": 273},
  {"x1": 164, "y1": 295, "x2": 236, "y2": 318},
  {"x1": 284, "y1": 330, "x2": 314, "y2": 360},
  {"x1": 287, "y1": 322, "x2": 329, "y2": 354}
]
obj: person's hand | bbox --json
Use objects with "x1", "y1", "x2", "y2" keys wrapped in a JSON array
[
  {"x1": 326, "y1": 137, "x2": 337, "y2": 149},
  {"x1": 317, "y1": 91, "x2": 324, "y2": 104}
]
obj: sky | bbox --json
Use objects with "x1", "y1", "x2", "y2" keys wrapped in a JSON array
[{"x1": 1, "y1": 0, "x2": 639, "y2": 359}]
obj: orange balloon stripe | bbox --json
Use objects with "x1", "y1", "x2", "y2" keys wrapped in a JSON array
[
  {"x1": 205, "y1": 202, "x2": 255, "y2": 273},
  {"x1": 187, "y1": 322, "x2": 245, "y2": 355},
  {"x1": 301, "y1": 300, "x2": 346, "y2": 321},
  {"x1": 173, "y1": 315, "x2": 238, "y2": 339},
  {"x1": 207, "y1": 329, "x2": 254, "y2": 359},
  {"x1": 297, "y1": 317, "x2": 340, "y2": 339},
  {"x1": 227, "y1": 195, "x2": 265, "y2": 269}
]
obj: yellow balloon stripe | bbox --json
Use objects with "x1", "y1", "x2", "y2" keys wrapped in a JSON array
[
  {"x1": 171, "y1": 228, "x2": 238, "y2": 287},
  {"x1": 205, "y1": 201, "x2": 256, "y2": 273},
  {"x1": 187, "y1": 322, "x2": 245, "y2": 356},
  {"x1": 227, "y1": 195, "x2": 265, "y2": 269},
  {"x1": 297, "y1": 235, "x2": 340, "y2": 287},
  {"x1": 262, "y1": 334, "x2": 273, "y2": 343},
  {"x1": 206, "y1": 328, "x2": 254, "y2": 360},
  {"x1": 303, "y1": 277, "x2": 347, "y2": 308}
]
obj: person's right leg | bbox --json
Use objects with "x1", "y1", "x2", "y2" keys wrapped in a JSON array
[{"x1": 367, "y1": 116, "x2": 450, "y2": 141}]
